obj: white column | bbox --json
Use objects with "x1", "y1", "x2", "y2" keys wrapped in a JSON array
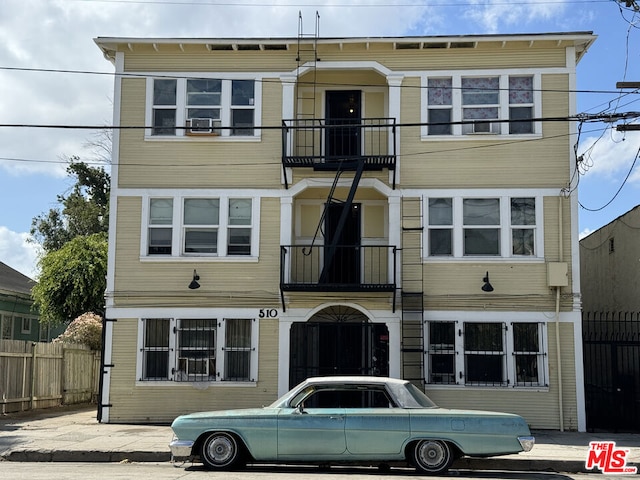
[
  {"x1": 280, "y1": 74, "x2": 297, "y2": 187},
  {"x1": 387, "y1": 74, "x2": 404, "y2": 185}
]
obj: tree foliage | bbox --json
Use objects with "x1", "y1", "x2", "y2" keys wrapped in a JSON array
[
  {"x1": 31, "y1": 233, "x2": 108, "y2": 326},
  {"x1": 30, "y1": 159, "x2": 110, "y2": 252},
  {"x1": 54, "y1": 312, "x2": 103, "y2": 350}
]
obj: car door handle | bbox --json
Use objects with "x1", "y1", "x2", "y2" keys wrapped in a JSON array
[{"x1": 329, "y1": 416, "x2": 343, "y2": 420}]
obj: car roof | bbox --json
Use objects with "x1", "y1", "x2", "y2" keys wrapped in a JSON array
[{"x1": 302, "y1": 376, "x2": 408, "y2": 386}]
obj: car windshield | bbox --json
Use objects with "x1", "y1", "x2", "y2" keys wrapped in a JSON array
[
  {"x1": 268, "y1": 379, "x2": 438, "y2": 409},
  {"x1": 393, "y1": 382, "x2": 437, "y2": 408}
]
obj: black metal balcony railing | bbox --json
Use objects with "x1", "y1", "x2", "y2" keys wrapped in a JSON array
[
  {"x1": 280, "y1": 245, "x2": 396, "y2": 292},
  {"x1": 282, "y1": 118, "x2": 397, "y2": 173}
]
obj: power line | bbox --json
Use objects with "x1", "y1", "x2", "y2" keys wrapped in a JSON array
[{"x1": 0, "y1": 65, "x2": 627, "y2": 97}]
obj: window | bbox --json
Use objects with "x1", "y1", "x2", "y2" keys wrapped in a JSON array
[
  {"x1": 177, "y1": 319, "x2": 216, "y2": 381},
  {"x1": 463, "y1": 198, "x2": 500, "y2": 256},
  {"x1": 513, "y1": 322, "x2": 545, "y2": 386},
  {"x1": 149, "y1": 77, "x2": 258, "y2": 138},
  {"x1": 224, "y1": 319, "x2": 252, "y2": 381},
  {"x1": 427, "y1": 321, "x2": 456, "y2": 384},
  {"x1": 425, "y1": 195, "x2": 540, "y2": 259},
  {"x1": 461, "y1": 77, "x2": 500, "y2": 134},
  {"x1": 511, "y1": 198, "x2": 536, "y2": 255},
  {"x1": 425, "y1": 320, "x2": 547, "y2": 388},
  {"x1": 39, "y1": 323, "x2": 50, "y2": 342},
  {"x1": 183, "y1": 199, "x2": 219, "y2": 254},
  {"x1": 422, "y1": 73, "x2": 539, "y2": 137},
  {"x1": 144, "y1": 195, "x2": 257, "y2": 258},
  {"x1": 1, "y1": 315, "x2": 12, "y2": 339},
  {"x1": 142, "y1": 318, "x2": 170, "y2": 380},
  {"x1": 509, "y1": 76, "x2": 534, "y2": 134},
  {"x1": 464, "y1": 322, "x2": 505, "y2": 385},
  {"x1": 152, "y1": 79, "x2": 177, "y2": 135},
  {"x1": 428, "y1": 198, "x2": 452, "y2": 255},
  {"x1": 427, "y1": 78, "x2": 452, "y2": 135},
  {"x1": 228, "y1": 199, "x2": 252, "y2": 255},
  {"x1": 139, "y1": 317, "x2": 256, "y2": 382},
  {"x1": 20, "y1": 317, "x2": 31, "y2": 335},
  {"x1": 148, "y1": 198, "x2": 173, "y2": 255}
]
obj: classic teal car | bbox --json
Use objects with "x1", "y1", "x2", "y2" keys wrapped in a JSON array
[{"x1": 170, "y1": 376, "x2": 534, "y2": 475}]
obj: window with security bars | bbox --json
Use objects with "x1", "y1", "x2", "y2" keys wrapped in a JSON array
[
  {"x1": 224, "y1": 319, "x2": 253, "y2": 381},
  {"x1": 513, "y1": 322, "x2": 546, "y2": 386},
  {"x1": 176, "y1": 319, "x2": 216, "y2": 381},
  {"x1": 425, "y1": 320, "x2": 547, "y2": 388},
  {"x1": 140, "y1": 317, "x2": 256, "y2": 382},
  {"x1": 142, "y1": 318, "x2": 170, "y2": 380},
  {"x1": 427, "y1": 321, "x2": 456, "y2": 384},
  {"x1": 464, "y1": 322, "x2": 506, "y2": 386}
]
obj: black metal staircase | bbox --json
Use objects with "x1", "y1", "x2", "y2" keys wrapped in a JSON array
[{"x1": 401, "y1": 197, "x2": 425, "y2": 387}]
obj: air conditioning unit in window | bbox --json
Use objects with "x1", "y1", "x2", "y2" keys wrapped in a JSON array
[
  {"x1": 182, "y1": 357, "x2": 209, "y2": 376},
  {"x1": 464, "y1": 121, "x2": 500, "y2": 134},
  {"x1": 186, "y1": 118, "x2": 221, "y2": 135}
]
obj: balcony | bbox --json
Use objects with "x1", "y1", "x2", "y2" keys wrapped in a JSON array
[
  {"x1": 281, "y1": 118, "x2": 397, "y2": 186},
  {"x1": 280, "y1": 244, "x2": 396, "y2": 293}
]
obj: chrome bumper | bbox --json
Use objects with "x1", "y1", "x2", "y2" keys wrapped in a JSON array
[
  {"x1": 169, "y1": 439, "x2": 194, "y2": 458},
  {"x1": 518, "y1": 435, "x2": 535, "y2": 452}
]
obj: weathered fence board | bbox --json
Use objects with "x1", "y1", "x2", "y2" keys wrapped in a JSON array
[{"x1": 0, "y1": 339, "x2": 100, "y2": 414}]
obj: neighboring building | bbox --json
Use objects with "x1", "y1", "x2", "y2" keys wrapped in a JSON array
[
  {"x1": 580, "y1": 204, "x2": 640, "y2": 312},
  {"x1": 95, "y1": 31, "x2": 595, "y2": 430},
  {"x1": 580, "y1": 205, "x2": 640, "y2": 432},
  {"x1": 0, "y1": 261, "x2": 56, "y2": 342}
]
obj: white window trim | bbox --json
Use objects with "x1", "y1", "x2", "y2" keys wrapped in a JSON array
[
  {"x1": 136, "y1": 316, "x2": 259, "y2": 385},
  {"x1": 423, "y1": 193, "x2": 544, "y2": 261},
  {"x1": 20, "y1": 317, "x2": 31, "y2": 334},
  {"x1": 421, "y1": 70, "x2": 542, "y2": 139},
  {"x1": 145, "y1": 74, "x2": 262, "y2": 140},
  {"x1": 140, "y1": 192, "x2": 260, "y2": 261},
  {"x1": 425, "y1": 318, "x2": 549, "y2": 390}
]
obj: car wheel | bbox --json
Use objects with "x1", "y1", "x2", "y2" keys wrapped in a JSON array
[
  {"x1": 412, "y1": 439, "x2": 453, "y2": 475},
  {"x1": 200, "y1": 432, "x2": 240, "y2": 470}
]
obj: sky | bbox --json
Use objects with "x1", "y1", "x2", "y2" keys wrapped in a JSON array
[{"x1": 1, "y1": 0, "x2": 639, "y2": 279}]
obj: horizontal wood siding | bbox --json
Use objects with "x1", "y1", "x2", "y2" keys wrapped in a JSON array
[
  {"x1": 117, "y1": 78, "x2": 282, "y2": 189},
  {"x1": 108, "y1": 318, "x2": 279, "y2": 423},
  {"x1": 427, "y1": 323, "x2": 578, "y2": 430},
  {"x1": 399, "y1": 74, "x2": 572, "y2": 189},
  {"x1": 113, "y1": 197, "x2": 281, "y2": 308},
  {"x1": 121, "y1": 41, "x2": 568, "y2": 73}
]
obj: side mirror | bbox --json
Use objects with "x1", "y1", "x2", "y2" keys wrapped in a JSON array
[{"x1": 294, "y1": 403, "x2": 306, "y2": 414}]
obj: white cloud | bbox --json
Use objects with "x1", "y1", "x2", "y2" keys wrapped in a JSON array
[
  {"x1": 579, "y1": 227, "x2": 594, "y2": 240},
  {"x1": 463, "y1": 0, "x2": 568, "y2": 33},
  {"x1": 578, "y1": 125, "x2": 640, "y2": 184},
  {"x1": 0, "y1": 227, "x2": 41, "y2": 279}
]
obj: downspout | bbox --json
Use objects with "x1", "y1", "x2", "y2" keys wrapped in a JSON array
[{"x1": 555, "y1": 197, "x2": 564, "y2": 431}]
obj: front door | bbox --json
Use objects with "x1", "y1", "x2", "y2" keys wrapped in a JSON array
[
  {"x1": 325, "y1": 90, "x2": 361, "y2": 159},
  {"x1": 289, "y1": 306, "x2": 390, "y2": 388},
  {"x1": 324, "y1": 202, "x2": 360, "y2": 284}
]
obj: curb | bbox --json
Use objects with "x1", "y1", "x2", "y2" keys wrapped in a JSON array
[
  {"x1": 1, "y1": 450, "x2": 171, "y2": 463},
  {"x1": 1, "y1": 450, "x2": 591, "y2": 473}
]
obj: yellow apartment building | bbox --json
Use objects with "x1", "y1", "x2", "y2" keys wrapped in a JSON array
[{"x1": 95, "y1": 31, "x2": 595, "y2": 430}]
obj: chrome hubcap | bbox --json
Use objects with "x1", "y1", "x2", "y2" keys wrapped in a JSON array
[{"x1": 206, "y1": 435, "x2": 234, "y2": 464}]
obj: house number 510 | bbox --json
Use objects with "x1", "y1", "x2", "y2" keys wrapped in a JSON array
[{"x1": 259, "y1": 309, "x2": 278, "y2": 318}]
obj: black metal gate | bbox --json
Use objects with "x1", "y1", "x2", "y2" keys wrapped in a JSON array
[
  {"x1": 583, "y1": 311, "x2": 640, "y2": 432},
  {"x1": 289, "y1": 307, "x2": 389, "y2": 388}
]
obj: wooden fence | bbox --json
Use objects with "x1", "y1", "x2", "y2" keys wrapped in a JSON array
[{"x1": 0, "y1": 339, "x2": 101, "y2": 414}]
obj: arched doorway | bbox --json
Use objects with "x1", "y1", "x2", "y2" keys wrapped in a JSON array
[{"x1": 289, "y1": 305, "x2": 389, "y2": 388}]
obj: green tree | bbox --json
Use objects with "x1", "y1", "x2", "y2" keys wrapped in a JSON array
[
  {"x1": 30, "y1": 159, "x2": 110, "y2": 252},
  {"x1": 31, "y1": 233, "x2": 108, "y2": 326}
]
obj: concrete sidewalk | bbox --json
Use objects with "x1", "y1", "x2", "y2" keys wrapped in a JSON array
[{"x1": 1, "y1": 405, "x2": 639, "y2": 473}]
